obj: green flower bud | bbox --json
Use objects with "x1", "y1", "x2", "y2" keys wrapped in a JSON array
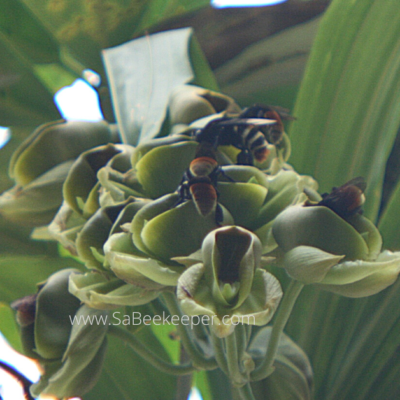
[
  {"x1": 10, "y1": 120, "x2": 115, "y2": 186},
  {"x1": 49, "y1": 143, "x2": 143, "y2": 262},
  {"x1": 273, "y1": 205, "x2": 370, "y2": 260},
  {"x1": 168, "y1": 85, "x2": 241, "y2": 129},
  {"x1": 34, "y1": 269, "x2": 82, "y2": 360},
  {"x1": 48, "y1": 201, "x2": 87, "y2": 256},
  {"x1": 177, "y1": 226, "x2": 282, "y2": 337},
  {"x1": 12, "y1": 269, "x2": 109, "y2": 399},
  {"x1": 253, "y1": 170, "x2": 318, "y2": 250},
  {"x1": 0, "y1": 120, "x2": 115, "y2": 226},
  {"x1": 74, "y1": 198, "x2": 149, "y2": 270},
  {"x1": 30, "y1": 305, "x2": 108, "y2": 399},
  {"x1": 272, "y1": 204, "x2": 400, "y2": 297},
  {"x1": 0, "y1": 161, "x2": 74, "y2": 226},
  {"x1": 63, "y1": 143, "x2": 130, "y2": 218}
]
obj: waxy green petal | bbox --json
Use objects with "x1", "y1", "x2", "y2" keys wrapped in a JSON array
[
  {"x1": 218, "y1": 182, "x2": 268, "y2": 229},
  {"x1": 105, "y1": 232, "x2": 182, "y2": 287},
  {"x1": 177, "y1": 263, "x2": 217, "y2": 315},
  {"x1": 318, "y1": 264, "x2": 400, "y2": 298},
  {"x1": 48, "y1": 202, "x2": 86, "y2": 256},
  {"x1": 69, "y1": 272, "x2": 160, "y2": 308},
  {"x1": 76, "y1": 203, "x2": 128, "y2": 270},
  {"x1": 321, "y1": 251, "x2": 400, "y2": 286},
  {"x1": 273, "y1": 205, "x2": 369, "y2": 261},
  {"x1": 168, "y1": 85, "x2": 240, "y2": 126},
  {"x1": 349, "y1": 214, "x2": 382, "y2": 260},
  {"x1": 135, "y1": 141, "x2": 197, "y2": 199},
  {"x1": 232, "y1": 269, "x2": 282, "y2": 326},
  {"x1": 0, "y1": 160, "x2": 74, "y2": 226},
  {"x1": 257, "y1": 171, "x2": 317, "y2": 228},
  {"x1": 283, "y1": 246, "x2": 345, "y2": 284},
  {"x1": 75, "y1": 199, "x2": 144, "y2": 270},
  {"x1": 131, "y1": 135, "x2": 193, "y2": 166},
  {"x1": 220, "y1": 165, "x2": 269, "y2": 187},
  {"x1": 10, "y1": 120, "x2": 114, "y2": 186},
  {"x1": 63, "y1": 144, "x2": 122, "y2": 216},
  {"x1": 135, "y1": 196, "x2": 232, "y2": 261}
]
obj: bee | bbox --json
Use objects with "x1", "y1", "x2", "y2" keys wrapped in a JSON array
[
  {"x1": 0, "y1": 361, "x2": 34, "y2": 400},
  {"x1": 176, "y1": 163, "x2": 222, "y2": 224},
  {"x1": 175, "y1": 143, "x2": 233, "y2": 225},
  {"x1": 316, "y1": 177, "x2": 366, "y2": 219},
  {"x1": 193, "y1": 117, "x2": 276, "y2": 165},
  {"x1": 240, "y1": 104, "x2": 295, "y2": 146}
]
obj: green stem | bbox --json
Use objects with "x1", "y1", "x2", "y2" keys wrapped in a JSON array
[
  {"x1": 176, "y1": 346, "x2": 193, "y2": 400},
  {"x1": 108, "y1": 325, "x2": 196, "y2": 376},
  {"x1": 235, "y1": 324, "x2": 248, "y2": 361},
  {"x1": 225, "y1": 330, "x2": 246, "y2": 385},
  {"x1": 162, "y1": 292, "x2": 217, "y2": 370},
  {"x1": 236, "y1": 383, "x2": 256, "y2": 400},
  {"x1": 210, "y1": 331, "x2": 229, "y2": 375},
  {"x1": 251, "y1": 280, "x2": 304, "y2": 381}
]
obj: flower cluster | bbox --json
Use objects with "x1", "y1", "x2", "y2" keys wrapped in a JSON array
[
  {"x1": 3, "y1": 84, "x2": 400, "y2": 399},
  {"x1": 2, "y1": 85, "x2": 312, "y2": 313}
]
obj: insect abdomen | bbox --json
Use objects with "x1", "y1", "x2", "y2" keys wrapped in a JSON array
[{"x1": 190, "y1": 181, "x2": 218, "y2": 216}]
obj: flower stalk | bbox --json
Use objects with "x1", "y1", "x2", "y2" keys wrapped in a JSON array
[
  {"x1": 108, "y1": 325, "x2": 196, "y2": 376},
  {"x1": 162, "y1": 291, "x2": 218, "y2": 371},
  {"x1": 225, "y1": 330, "x2": 246, "y2": 386},
  {"x1": 251, "y1": 280, "x2": 304, "y2": 382}
]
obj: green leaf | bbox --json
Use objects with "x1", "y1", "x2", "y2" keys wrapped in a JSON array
[
  {"x1": 205, "y1": 369, "x2": 233, "y2": 400},
  {"x1": 194, "y1": 371, "x2": 213, "y2": 400},
  {"x1": 33, "y1": 63, "x2": 76, "y2": 94},
  {"x1": 20, "y1": 0, "x2": 210, "y2": 79},
  {"x1": 0, "y1": 30, "x2": 60, "y2": 126},
  {"x1": 378, "y1": 178, "x2": 400, "y2": 249},
  {"x1": 85, "y1": 326, "x2": 177, "y2": 400},
  {"x1": 216, "y1": 16, "x2": 321, "y2": 109},
  {"x1": 0, "y1": 302, "x2": 23, "y2": 352},
  {"x1": 151, "y1": 323, "x2": 180, "y2": 364},
  {"x1": 0, "y1": 0, "x2": 58, "y2": 63},
  {"x1": 0, "y1": 255, "x2": 84, "y2": 304},
  {"x1": 289, "y1": 0, "x2": 400, "y2": 222},
  {"x1": 284, "y1": 1, "x2": 400, "y2": 400},
  {"x1": 132, "y1": 1, "x2": 210, "y2": 36},
  {"x1": 102, "y1": 28, "x2": 218, "y2": 145}
]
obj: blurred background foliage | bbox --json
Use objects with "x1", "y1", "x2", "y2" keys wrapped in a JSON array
[{"x1": 3, "y1": 0, "x2": 400, "y2": 399}]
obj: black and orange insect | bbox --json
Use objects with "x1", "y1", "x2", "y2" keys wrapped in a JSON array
[
  {"x1": 176, "y1": 143, "x2": 229, "y2": 225},
  {"x1": 0, "y1": 361, "x2": 34, "y2": 400},
  {"x1": 193, "y1": 117, "x2": 276, "y2": 165},
  {"x1": 316, "y1": 177, "x2": 366, "y2": 219},
  {"x1": 240, "y1": 104, "x2": 295, "y2": 146}
]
